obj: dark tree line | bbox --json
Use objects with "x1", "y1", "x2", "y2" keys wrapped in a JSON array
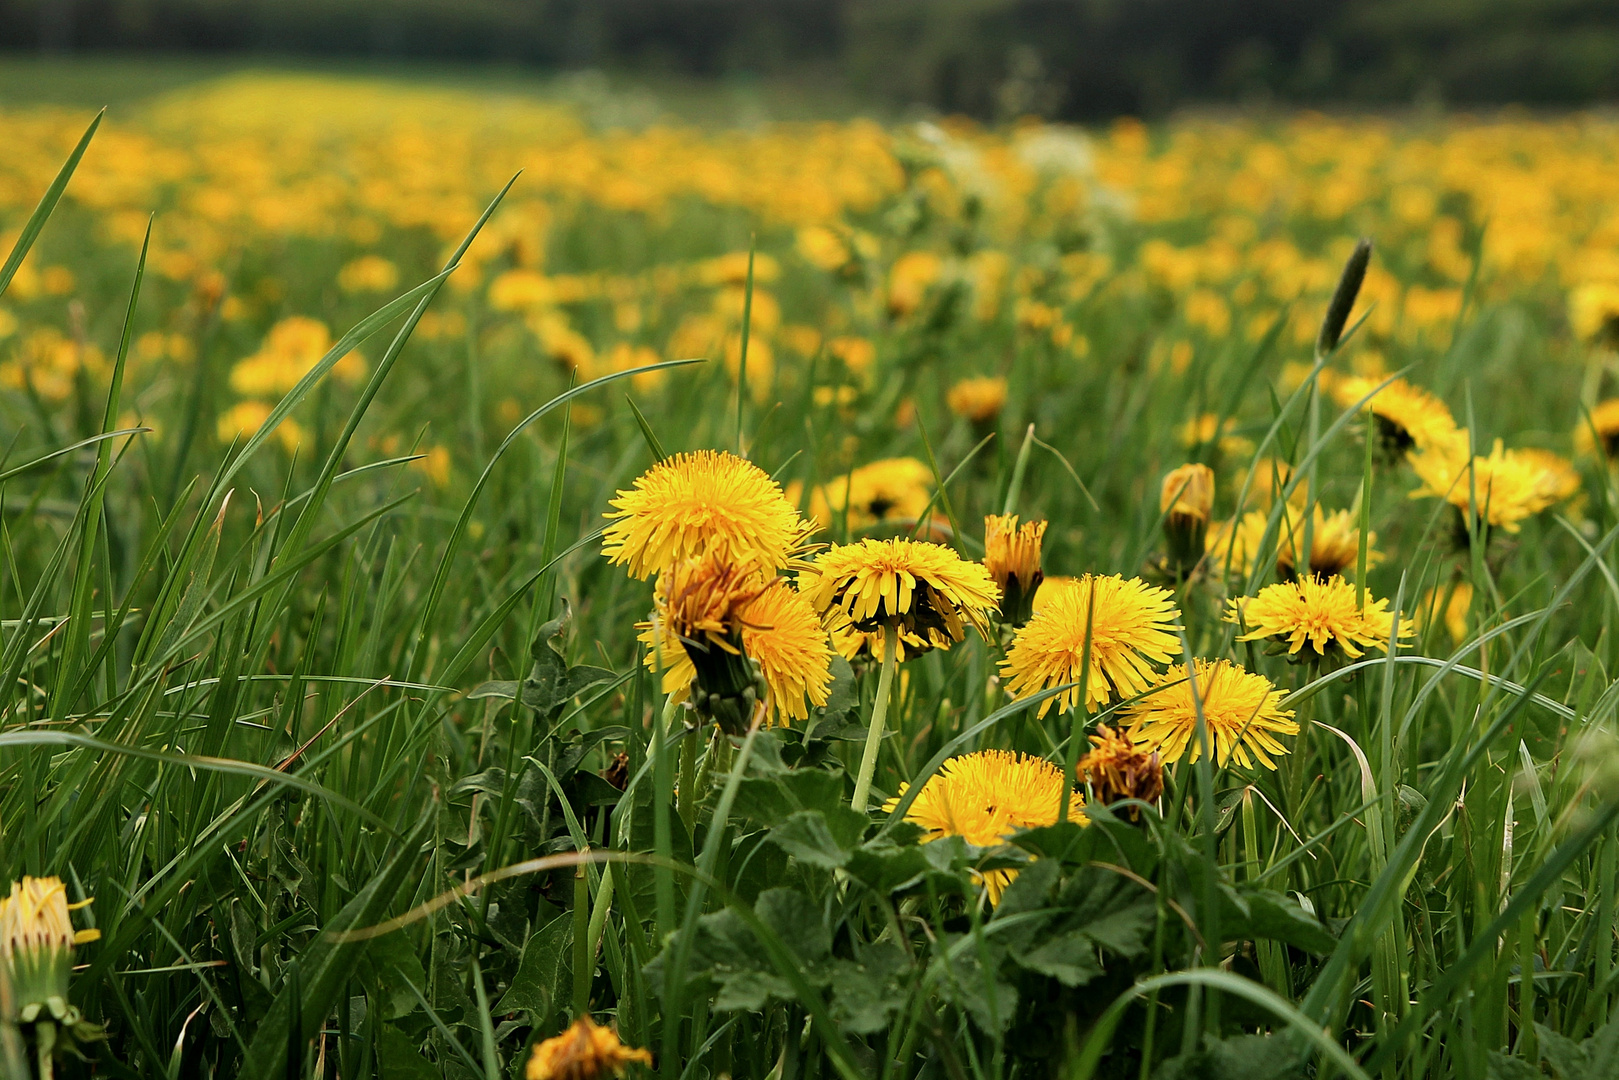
[{"x1": 2, "y1": 0, "x2": 1616, "y2": 115}]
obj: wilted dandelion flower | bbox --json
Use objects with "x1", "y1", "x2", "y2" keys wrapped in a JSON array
[
  {"x1": 1122, "y1": 659, "x2": 1298, "y2": 770},
  {"x1": 1409, "y1": 438, "x2": 1559, "y2": 534},
  {"x1": 527, "y1": 1015, "x2": 652, "y2": 1080},
  {"x1": 983, "y1": 514, "x2": 1045, "y2": 626},
  {"x1": 947, "y1": 376, "x2": 1009, "y2": 423},
  {"x1": 1331, "y1": 375, "x2": 1460, "y2": 460},
  {"x1": 0, "y1": 876, "x2": 100, "y2": 1025},
  {"x1": 805, "y1": 538, "x2": 999, "y2": 658},
  {"x1": 1001, "y1": 574, "x2": 1182, "y2": 715},
  {"x1": 884, "y1": 750, "x2": 1084, "y2": 904},
  {"x1": 603, "y1": 450, "x2": 809, "y2": 579},
  {"x1": 1077, "y1": 724, "x2": 1164, "y2": 819},
  {"x1": 641, "y1": 562, "x2": 832, "y2": 728},
  {"x1": 1229, "y1": 576, "x2": 1409, "y2": 662}
]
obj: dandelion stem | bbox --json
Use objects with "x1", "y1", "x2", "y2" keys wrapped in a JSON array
[{"x1": 851, "y1": 628, "x2": 899, "y2": 813}]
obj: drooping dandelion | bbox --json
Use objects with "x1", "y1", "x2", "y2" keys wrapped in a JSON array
[
  {"x1": 806, "y1": 538, "x2": 999, "y2": 809},
  {"x1": 602, "y1": 450, "x2": 809, "y2": 579},
  {"x1": 641, "y1": 560, "x2": 833, "y2": 729},
  {"x1": 1077, "y1": 724, "x2": 1164, "y2": 820},
  {"x1": 1001, "y1": 574, "x2": 1182, "y2": 716},
  {"x1": 527, "y1": 1015, "x2": 652, "y2": 1080},
  {"x1": 1229, "y1": 576, "x2": 1409, "y2": 663},
  {"x1": 983, "y1": 514, "x2": 1046, "y2": 627},
  {"x1": 1122, "y1": 659, "x2": 1298, "y2": 770},
  {"x1": 884, "y1": 750, "x2": 1084, "y2": 904}
]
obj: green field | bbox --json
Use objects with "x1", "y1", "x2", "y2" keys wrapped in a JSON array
[{"x1": 1, "y1": 65, "x2": 1618, "y2": 1080}]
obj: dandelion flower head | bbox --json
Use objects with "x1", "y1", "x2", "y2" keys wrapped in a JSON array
[
  {"x1": 1122, "y1": 659, "x2": 1298, "y2": 771},
  {"x1": 1001, "y1": 574, "x2": 1182, "y2": 715},
  {"x1": 603, "y1": 450, "x2": 809, "y2": 579},
  {"x1": 884, "y1": 750, "x2": 1083, "y2": 904},
  {"x1": 805, "y1": 538, "x2": 999, "y2": 658},
  {"x1": 1230, "y1": 576, "x2": 1410, "y2": 660}
]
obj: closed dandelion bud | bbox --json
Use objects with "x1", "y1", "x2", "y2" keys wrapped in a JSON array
[
  {"x1": 0, "y1": 877, "x2": 99, "y2": 1026},
  {"x1": 1159, "y1": 464, "x2": 1213, "y2": 576},
  {"x1": 983, "y1": 514, "x2": 1046, "y2": 626},
  {"x1": 1317, "y1": 237, "x2": 1373, "y2": 356},
  {"x1": 1077, "y1": 725, "x2": 1164, "y2": 821}
]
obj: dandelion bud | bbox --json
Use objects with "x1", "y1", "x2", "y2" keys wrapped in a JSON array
[
  {"x1": 1317, "y1": 237, "x2": 1373, "y2": 356},
  {"x1": 983, "y1": 514, "x2": 1046, "y2": 627},
  {"x1": 1159, "y1": 464, "x2": 1213, "y2": 577},
  {"x1": 528, "y1": 1015, "x2": 652, "y2": 1080},
  {"x1": 0, "y1": 877, "x2": 99, "y2": 1026},
  {"x1": 1077, "y1": 725, "x2": 1164, "y2": 821}
]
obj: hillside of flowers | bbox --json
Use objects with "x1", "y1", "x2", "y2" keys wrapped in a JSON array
[{"x1": 2, "y1": 73, "x2": 1619, "y2": 1080}]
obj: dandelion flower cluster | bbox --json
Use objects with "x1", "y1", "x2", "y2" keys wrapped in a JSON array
[
  {"x1": 1001, "y1": 574, "x2": 1182, "y2": 715},
  {"x1": 885, "y1": 749, "x2": 1083, "y2": 903},
  {"x1": 1122, "y1": 659, "x2": 1298, "y2": 770}
]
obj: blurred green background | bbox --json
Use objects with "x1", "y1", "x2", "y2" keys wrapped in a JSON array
[{"x1": 0, "y1": 0, "x2": 1615, "y2": 117}]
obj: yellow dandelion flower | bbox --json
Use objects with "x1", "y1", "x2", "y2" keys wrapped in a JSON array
[
  {"x1": 1001, "y1": 574, "x2": 1182, "y2": 716},
  {"x1": 337, "y1": 254, "x2": 399, "y2": 294},
  {"x1": 230, "y1": 315, "x2": 364, "y2": 396},
  {"x1": 884, "y1": 750, "x2": 1083, "y2": 904},
  {"x1": 1077, "y1": 724, "x2": 1164, "y2": 819},
  {"x1": 947, "y1": 376, "x2": 1009, "y2": 423},
  {"x1": 1331, "y1": 375, "x2": 1460, "y2": 458},
  {"x1": 1178, "y1": 413, "x2": 1254, "y2": 457},
  {"x1": 641, "y1": 564, "x2": 832, "y2": 727},
  {"x1": 1419, "y1": 581, "x2": 1474, "y2": 646},
  {"x1": 1122, "y1": 659, "x2": 1298, "y2": 771},
  {"x1": 796, "y1": 457, "x2": 934, "y2": 532},
  {"x1": 1409, "y1": 438, "x2": 1559, "y2": 533},
  {"x1": 1229, "y1": 576, "x2": 1410, "y2": 661},
  {"x1": 0, "y1": 876, "x2": 99, "y2": 1025},
  {"x1": 1570, "y1": 281, "x2": 1619, "y2": 344},
  {"x1": 603, "y1": 450, "x2": 809, "y2": 579},
  {"x1": 1575, "y1": 399, "x2": 1619, "y2": 458},
  {"x1": 527, "y1": 1016, "x2": 652, "y2": 1080},
  {"x1": 1516, "y1": 448, "x2": 1580, "y2": 504},
  {"x1": 805, "y1": 538, "x2": 999, "y2": 658},
  {"x1": 1276, "y1": 505, "x2": 1381, "y2": 580},
  {"x1": 983, "y1": 514, "x2": 1045, "y2": 626}
]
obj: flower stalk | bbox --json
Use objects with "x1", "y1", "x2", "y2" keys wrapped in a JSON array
[{"x1": 851, "y1": 626, "x2": 899, "y2": 812}]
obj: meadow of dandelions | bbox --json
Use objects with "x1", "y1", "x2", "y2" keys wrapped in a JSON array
[{"x1": 5, "y1": 72, "x2": 1619, "y2": 1080}]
